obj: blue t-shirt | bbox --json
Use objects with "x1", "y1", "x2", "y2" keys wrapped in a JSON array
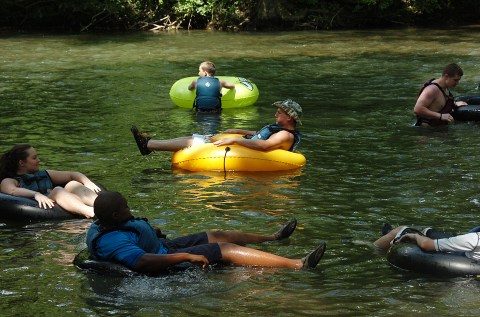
[
  {"x1": 87, "y1": 219, "x2": 169, "y2": 269},
  {"x1": 93, "y1": 231, "x2": 169, "y2": 269}
]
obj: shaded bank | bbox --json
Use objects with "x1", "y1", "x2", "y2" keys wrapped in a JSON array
[{"x1": 1, "y1": 0, "x2": 480, "y2": 32}]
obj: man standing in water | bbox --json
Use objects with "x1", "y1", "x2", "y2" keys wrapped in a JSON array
[{"x1": 414, "y1": 63, "x2": 467, "y2": 127}]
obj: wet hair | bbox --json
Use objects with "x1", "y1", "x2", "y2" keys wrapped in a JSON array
[
  {"x1": 200, "y1": 61, "x2": 216, "y2": 75},
  {"x1": 94, "y1": 191, "x2": 128, "y2": 224},
  {"x1": 443, "y1": 63, "x2": 463, "y2": 77},
  {"x1": 0, "y1": 144, "x2": 33, "y2": 180}
]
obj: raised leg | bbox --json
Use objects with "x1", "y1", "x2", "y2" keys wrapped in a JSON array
[
  {"x1": 64, "y1": 181, "x2": 97, "y2": 206},
  {"x1": 207, "y1": 218, "x2": 297, "y2": 245},
  {"x1": 49, "y1": 187, "x2": 95, "y2": 218},
  {"x1": 147, "y1": 136, "x2": 194, "y2": 152}
]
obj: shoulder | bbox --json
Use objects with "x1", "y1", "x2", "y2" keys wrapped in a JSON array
[
  {"x1": 420, "y1": 84, "x2": 439, "y2": 95},
  {"x1": 416, "y1": 85, "x2": 441, "y2": 104},
  {"x1": 37, "y1": 170, "x2": 50, "y2": 176},
  {"x1": 1, "y1": 177, "x2": 18, "y2": 187},
  {"x1": 270, "y1": 129, "x2": 294, "y2": 141}
]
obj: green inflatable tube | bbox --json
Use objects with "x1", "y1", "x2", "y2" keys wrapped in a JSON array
[{"x1": 169, "y1": 76, "x2": 259, "y2": 108}]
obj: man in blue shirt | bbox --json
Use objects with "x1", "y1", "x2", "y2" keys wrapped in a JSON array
[{"x1": 87, "y1": 191, "x2": 326, "y2": 274}]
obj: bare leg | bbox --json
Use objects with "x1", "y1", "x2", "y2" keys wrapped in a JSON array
[
  {"x1": 131, "y1": 125, "x2": 194, "y2": 155},
  {"x1": 218, "y1": 242, "x2": 303, "y2": 269},
  {"x1": 373, "y1": 226, "x2": 405, "y2": 249},
  {"x1": 208, "y1": 231, "x2": 276, "y2": 245},
  {"x1": 147, "y1": 136, "x2": 194, "y2": 152},
  {"x1": 218, "y1": 241, "x2": 326, "y2": 270},
  {"x1": 207, "y1": 218, "x2": 297, "y2": 245},
  {"x1": 49, "y1": 187, "x2": 94, "y2": 218},
  {"x1": 64, "y1": 181, "x2": 97, "y2": 206}
]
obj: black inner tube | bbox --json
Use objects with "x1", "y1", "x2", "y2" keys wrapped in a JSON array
[{"x1": 452, "y1": 95, "x2": 480, "y2": 121}]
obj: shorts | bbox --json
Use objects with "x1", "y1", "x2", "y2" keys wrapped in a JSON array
[
  {"x1": 192, "y1": 133, "x2": 213, "y2": 146},
  {"x1": 162, "y1": 232, "x2": 222, "y2": 263}
]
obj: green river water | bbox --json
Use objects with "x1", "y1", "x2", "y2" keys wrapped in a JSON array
[{"x1": 1, "y1": 28, "x2": 480, "y2": 316}]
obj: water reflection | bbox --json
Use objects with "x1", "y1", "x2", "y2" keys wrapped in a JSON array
[
  {"x1": 193, "y1": 112, "x2": 222, "y2": 135},
  {"x1": 171, "y1": 169, "x2": 304, "y2": 216}
]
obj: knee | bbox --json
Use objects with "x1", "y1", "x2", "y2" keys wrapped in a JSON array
[
  {"x1": 206, "y1": 230, "x2": 227, "y2": 241},
  {"x1": 217, "y1": 242, "x2": 235, "y2": 251},
  {"x1": 64, "y1": 180, "x2": 83, "y2": 191},
  {"x1": 49, "y1": 186, "x2": 67, "y2": 197}
]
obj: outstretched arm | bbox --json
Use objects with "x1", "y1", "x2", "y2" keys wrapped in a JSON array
[
  {"x1": 220, "y1": 80, "x2": 235, "y2": 89},
  {"x1": 133, "y1": 253, "x2": 209, "y2": 274}
]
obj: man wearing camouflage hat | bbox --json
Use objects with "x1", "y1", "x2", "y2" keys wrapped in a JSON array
[{"x1": 131, "y1": 99, "x2": 303, "y2": 154}]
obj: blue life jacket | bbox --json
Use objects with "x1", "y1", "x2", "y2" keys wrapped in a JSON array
[
  {"x1": 86, "y1": 217, "x2": 162, "y2": 260},
  {"x1": 250, "y1": 124, "x2": 302, "y2": 151},
  {"x1": 194, "y1": 76, "x2": 222, "y2": 111},
  {"x1": 15, "y1": 170, "x2": 54, "y2": 195}
]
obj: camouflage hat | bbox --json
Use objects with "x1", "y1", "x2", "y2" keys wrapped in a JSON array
[{"x1": 273, "y1": 99, "x2": 302, "y2": 125}]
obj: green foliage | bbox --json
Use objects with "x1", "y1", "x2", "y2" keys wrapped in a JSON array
[
  {"x1": 402, "y1": 0, "x2": 444, "y2": 14},
  {"x1": 358, "y1": 0, "x2": 452, "y2": 14},
  {"x1": 172, "y1": 0, "x2": 251, "y2": 30},
  {"x1": 360, "y1": 0, "x2": 395, "y2": 10},
  {"x1": 0, "y1": 0, "x2": 479, "y2": 31}
]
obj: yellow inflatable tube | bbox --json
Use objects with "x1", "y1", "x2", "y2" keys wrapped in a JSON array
[
  {"x1": 169, "y1": 76, "x2": 259, "y2": 108},
  {"x1": 171, "y1": 134, "x2": 306, "y2": 172}
]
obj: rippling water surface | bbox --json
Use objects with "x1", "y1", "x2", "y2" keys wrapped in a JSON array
[{"x1": 1, "y1": 28, "x2": 480, "y2": 316}]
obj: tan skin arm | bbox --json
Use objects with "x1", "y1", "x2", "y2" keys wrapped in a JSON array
[
  {"x1": 220, "y1": 80, "x2": 235, "y2": 89},
  {"x1": 398, "y1": 233, "x2": 436, "y2": 251},
  {"x1": 0, "y1": 178, "x2": 55, "y2": 209},
  {"x1": 213, "y1": 130, "x2": 293, "y2": 151},
  {"x1": 413, "y1": 84, "x2": 466, "y2": 123},
  {"x1": 133, "y1": 253, "x2": 209, "y2": 274},
  {"x1": 413, "y1": 86, "x2": 447, "y2": 120},
  {"x1": 1, "y1": 178, "x2": 34, "y2": 197},
  {"x1": 188, "y1": 80, "x2": 196, "y2": 91}
]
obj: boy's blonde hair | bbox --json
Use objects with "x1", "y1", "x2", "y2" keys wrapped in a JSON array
[{"x1": 200, "y1": 61, "x2": 216, "y2": 75}]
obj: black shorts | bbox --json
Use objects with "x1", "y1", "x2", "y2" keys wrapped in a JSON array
[{"x1": 161, "y1": 232, "x2": 222, "y2": 263}]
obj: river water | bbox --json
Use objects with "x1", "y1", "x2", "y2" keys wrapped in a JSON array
[{"x1": 1, "y1": 28, "x2": 480, "y2": 316}]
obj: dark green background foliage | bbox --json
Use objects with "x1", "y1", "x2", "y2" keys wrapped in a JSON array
[{"x1": 1, "y1": 0, "x2": 479, "y2": 31}]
